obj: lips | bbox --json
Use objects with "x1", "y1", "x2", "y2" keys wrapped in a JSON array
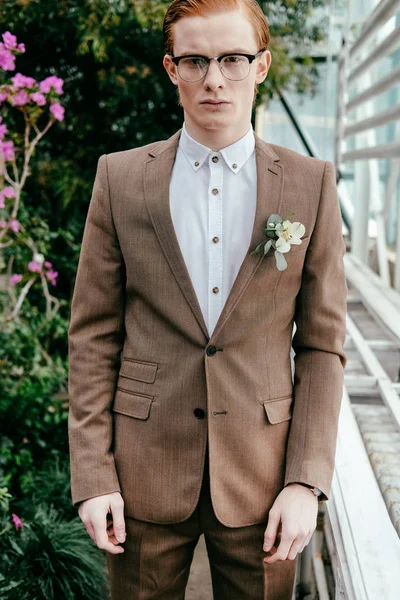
[{"x1": 200, "y1": 100, "x2": 230, "y2": 104}]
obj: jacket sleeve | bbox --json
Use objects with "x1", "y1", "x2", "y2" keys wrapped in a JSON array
[
  {"x1": 284, "y1": 160, "x2": 348, "y2": 502},
  {"x1": 67, "y1": 154, "x2": 125, "y2": 507}
]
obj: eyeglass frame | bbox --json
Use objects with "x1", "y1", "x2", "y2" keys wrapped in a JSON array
[{"x1": 169, "y1": 49, "x2": 266, "y2": 82}]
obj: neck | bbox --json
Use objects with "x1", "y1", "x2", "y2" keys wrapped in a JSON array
[{"x1": 183, "y1": 116, "x2": 252, "y2": 151}]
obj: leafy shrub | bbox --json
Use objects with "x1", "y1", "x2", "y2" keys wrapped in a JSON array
[
  {"x1": 0, "y1": 305, "x2": 69, "y2": 497},
  {"x1": 0, "y1": 503, "x2": 109, "y2": 600}
]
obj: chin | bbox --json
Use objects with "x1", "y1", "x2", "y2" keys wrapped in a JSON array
[{"x1": 193, "y1": 111, "x2": 235, "y2": 129}]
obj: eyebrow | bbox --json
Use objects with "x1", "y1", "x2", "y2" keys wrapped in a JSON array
[{"x1": 177, "y1": 48, "x2": 252, "y2": 56}]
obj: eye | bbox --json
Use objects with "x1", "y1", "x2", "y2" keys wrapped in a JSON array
[{"x1": 184, "y1": 57, "x2": 207, "y2": 67}]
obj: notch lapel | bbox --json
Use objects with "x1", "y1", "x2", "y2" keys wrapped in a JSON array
[{"x1": 143, "y1": 129, "x2": 284, "y2": 344}]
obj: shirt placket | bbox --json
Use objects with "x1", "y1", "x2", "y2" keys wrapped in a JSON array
[{"x1": 208, "y1": 153, "x2": 224, "y2": 335}]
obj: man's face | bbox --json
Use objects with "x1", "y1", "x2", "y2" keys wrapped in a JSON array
[{"x1": 163, "y1": 8, "x2": 271, "y2": 135}]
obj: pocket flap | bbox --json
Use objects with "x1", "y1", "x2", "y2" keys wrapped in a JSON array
[
  {"x1": 112, "y1": 389, "x2": 153, "y2": 419},
  {"x1": 119, "y1": 358, "x2": 158, "y2": 383},
  {"x1": 263, "y1": 394, "x2": 293, "y2": 424}
]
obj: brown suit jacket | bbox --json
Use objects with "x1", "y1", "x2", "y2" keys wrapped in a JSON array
[{"x1": 67, "y1": 128, "x2": 347, "y2": 527}]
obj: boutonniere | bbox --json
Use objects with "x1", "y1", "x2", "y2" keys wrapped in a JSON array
[{"x1": 250, "y1": 212, "x2": 306, "y2": 271}]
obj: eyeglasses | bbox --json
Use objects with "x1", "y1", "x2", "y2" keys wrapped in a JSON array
[{"x1": 170, "y1": 49, "x2": 266, "y2": 82}]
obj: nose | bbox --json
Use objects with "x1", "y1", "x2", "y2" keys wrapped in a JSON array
[{"x1": 202, "y1": 58, "x2": 225, "y2": 90}]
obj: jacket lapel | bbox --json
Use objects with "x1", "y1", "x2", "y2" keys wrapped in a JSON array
[{"x1": 143, "y1": 129, "x2": 284, "y2": 343}]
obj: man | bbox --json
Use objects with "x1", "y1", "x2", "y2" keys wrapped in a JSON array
[{"x1": 67, "y1": 0, "x2": 348, "y2": 598}]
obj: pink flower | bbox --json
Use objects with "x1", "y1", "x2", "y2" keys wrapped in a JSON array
[
  {"x1": 10, "y1": 219, "x2": 19, "y2": 233},
  {"x1": 17, "y1": 43, "x2": 25, "y2": 53},
  {"x1": 31, "y1": 92, "x2": 46, "y2": 106},
  {"x1": 44, "y1": 261, "x2": 53, "y2": 268},
  {"x1": 0, "y1": 219, "x2": 7, "y2": 228},
  {"x1": 11, "y1": 513, "x2": 23, "y2": 530},
  {"x1": 11, "y1": 72, "x2": 36, "y2": 89},
  {"x1": 40, "y1": 75, "x2": 64, "y2": 95},
  {"x1": 28, "y1": 260, "x2": 42, "y2": 273},
  {"x1": 10, "y1": 89, "x2": 30, "y2": 106},
  {"x1": 0, "y1": 47, "x2": 15, "y2": 71},
  {"x1": 0, "y1": 186, "x2": 15, "y2": 207},
  {"x1": 0, "y1": 90, "x2": 9, "y2": 103},
  {"x1": 50, "y1": 103, "x2": 65, "y2": 121},
  {"x1": 0, "y1": 123, "x2": 7, "y2": 138},
  {"x1": 10, "y1": 273, "x2": 22, "y2": 285},
  {"x1": 1, "y1": 186, "x2": 16, "y2": 198},
  {"x1": 2, "y1": 32, "x2": 17, "y2": 50},
  {"x1": 46, "y1": 269, "x2": 58, "y2": 286},
  {"x1": 1, "y1": 140, "x2": 14, "y2": 161}
]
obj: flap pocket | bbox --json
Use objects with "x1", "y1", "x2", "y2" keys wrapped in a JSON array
[
  {"x1": 112, "y1": 388, "x2": 153, "y2": 420},
  {"x1": 263, "y1": 394, "x2": 293, "y2": 424},
  {"x1": 119, "y1": 358, "x2": 158, "y2": 384}
]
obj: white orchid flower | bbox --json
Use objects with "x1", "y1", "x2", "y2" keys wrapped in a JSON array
[{"x1": 274, "y1": 220, "x2": 306, "y2": 254}]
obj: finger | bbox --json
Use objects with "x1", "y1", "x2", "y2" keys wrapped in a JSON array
[
  {"x1": 106, "y1": 524, "x2": 125, "y2": 546},
  {"x1": 110, "y1": 498, "x2": 126, "y2": 543},
  {"x1": 264, "y1": 533, "x2": 293, "y2": 563},
  {"x1": 92, "y1": 513, "x2": 125, "y2": 555},
  {"x1": 298, "y1": 531, "x2": 313, "y2": 554},
  {"x1": 85, "y1": 522, "x2": 97, "y2": 544},
  {"x1": 287, "y1": 537, "x2": 304, "y2": 561},
  {"x1": 263, "y1": 510, "x2": 280, "y2": 552},
  {"x1": 108, "y1": 533, "x2": 123, "y2": 545}
]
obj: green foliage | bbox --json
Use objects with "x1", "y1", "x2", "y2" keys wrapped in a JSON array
[
  {"x1": 16, "y1": 453, "x2": 76, "y2": 522},
  {"x1": 0, "y1": 504, "x2": 109, "y2": 600},
  {"x1": 0, "y1": 307, "x2": 69, "y2": 495}
]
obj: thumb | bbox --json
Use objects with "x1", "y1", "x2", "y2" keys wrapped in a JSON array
[
  {"x1": 111, "y1": 498, "x2": 126, "y2": 543},
  {"x1": 264, "y1": 510, "x2": 280, "y2": 551}
]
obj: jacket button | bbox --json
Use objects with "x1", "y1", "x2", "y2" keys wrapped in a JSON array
[
  {"x1": 206, "y1": 345, "x2": 217, "y2": 356},
  {"x1": 194, "y1": 408, "x2": 206, "y2": 419}
]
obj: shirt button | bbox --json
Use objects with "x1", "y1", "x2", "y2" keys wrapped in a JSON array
[
  {"x1": 194, "y1": 161, "x2": 199, "y2": 167},
  {"x1": 194, "y1": 408, "x2": 206, "y2": 419},
  {"x1": 212, "y1": 236, "x2": 219, "y2": 243},
  {"x1": 232, "y1": 163, "x2": 237, "y2": 169},
  {"x1": 212, "y1": 156, "x2": 219, "y2": 163},
  {"x1": 212, "y1": 188, "x2": 219, "y2": 195},
  {"x1": 212, "y1": 287, "x2": 219, "y2": 294}
]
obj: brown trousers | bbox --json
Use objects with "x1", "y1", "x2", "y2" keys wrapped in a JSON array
[{"x1": 106, "y1": 444, "x2": 297, "y2": 599}]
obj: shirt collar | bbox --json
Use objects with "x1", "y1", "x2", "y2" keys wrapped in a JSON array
[{"x1": 179, "y1": 121, "x2": 255, "y2": 174}]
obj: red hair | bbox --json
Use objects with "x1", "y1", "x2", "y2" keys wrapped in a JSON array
[{"x1": 163, "y1": 0, "x2": 270, "y2": 56}]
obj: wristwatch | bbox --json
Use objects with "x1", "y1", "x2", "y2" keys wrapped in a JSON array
[{"x1": 297, "y1": 483, "x2": 323, "y2": 498}]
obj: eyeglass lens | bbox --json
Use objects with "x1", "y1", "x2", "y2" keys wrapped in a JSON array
[{"x1": 178, "y1": 55, "x2": 251, "y2": 82}]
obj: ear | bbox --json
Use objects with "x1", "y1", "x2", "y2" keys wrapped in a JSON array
[
  {"x1": 255, "y1": 50, "x2": 271, "y2": 85},
  {"x1": 163, "y1": 54, "x2": 179, "y2": 86}
]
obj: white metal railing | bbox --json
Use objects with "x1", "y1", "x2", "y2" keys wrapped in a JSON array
[{"x1": 335, "y1": 0, "x2": 400, "y2": 290}]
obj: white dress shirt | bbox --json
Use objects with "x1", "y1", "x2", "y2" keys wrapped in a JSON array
[{"x1": 170, "y1": 121, "x2": 257, "y2": 337}]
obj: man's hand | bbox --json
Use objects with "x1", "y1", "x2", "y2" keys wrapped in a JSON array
[
  {"x1": 78, "y1": 491, "x2": 126, "y2": 554},
  {"x1": 263, "y1": 483, "x2": 318, "y2": 563}
]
